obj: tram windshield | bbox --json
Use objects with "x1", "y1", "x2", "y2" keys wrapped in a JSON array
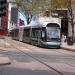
[{"x1": 46, "y1": 27, "x2": 60, "y2": 42}]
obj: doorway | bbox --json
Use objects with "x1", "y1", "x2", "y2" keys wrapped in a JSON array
[{"x1": 61, "y1": 17, "x2": 68, "y2": 36}]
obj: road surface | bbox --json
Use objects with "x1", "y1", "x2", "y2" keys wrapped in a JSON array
[{"x1": 0, "y1": 38, "x2": 75, "y2": 75}]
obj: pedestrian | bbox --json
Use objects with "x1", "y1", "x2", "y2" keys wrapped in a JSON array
[
  {"x1": 64, "y1": 35, "x2": 66, "y2": 42},
  {"x1": 62, "y1": 34, "x2": 64, "y2": 42}
]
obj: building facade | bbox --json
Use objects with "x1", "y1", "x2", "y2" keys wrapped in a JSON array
[
  {"x1": 7, "y1": 0, "x2": 18, "y2": 34},
  {"x1": 0, "y1": 2, "x2": 8, "y2": 35},
  {"x1": 0, "y1": 0, "x2": 18, "y2": 35}
]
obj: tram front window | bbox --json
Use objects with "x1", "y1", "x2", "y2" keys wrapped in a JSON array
[{"x1": 46, "y1": 27, "x2": 60, "y2": 42}]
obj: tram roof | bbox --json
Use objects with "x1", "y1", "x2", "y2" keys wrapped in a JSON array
[
  {"x1": 39, "y1": 17, "x2": 61, "y2": 27},
  {"x1": 25, "y1": 17, "x2": 61, "y2": 28}
]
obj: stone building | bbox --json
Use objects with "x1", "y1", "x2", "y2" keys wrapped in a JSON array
[
  {"x1": 0, "y1": 1, "x2": 8, "y2": 35},
  {"x1": 0, "y1": 0, "x2": 18, "y2": 35}
]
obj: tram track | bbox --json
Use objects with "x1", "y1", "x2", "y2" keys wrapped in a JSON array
[
  {"x1": 5, "y1": 38, "x2": 75, "y2": 64},
  {"x1": 6, "y1": 38, "x2": 75, "y2": 60},
  {"x1": 5, "y1": 38, "x2": 65, "y2": 75},
  {"x1": 11, "y1": 40, "x2": 75, "y2": 68},
  {"x1": 8, "y1": 38, "x2": 75, "y2": 58}
]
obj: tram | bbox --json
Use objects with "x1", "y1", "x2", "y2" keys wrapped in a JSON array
[
  {"x1": 10, "y1": 28, "x2": 19, "y2": 40},
  {"x1": 11, "y1": 17, "x2": 61, "y2": 48}
]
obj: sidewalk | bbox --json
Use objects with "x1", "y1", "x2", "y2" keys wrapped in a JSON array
[
  {"x1": 0, "y1": 36, "x2": 11, "y2": 65},
  {"x1": 61, "y1": 42, "x2": 75, "y2": 52}
]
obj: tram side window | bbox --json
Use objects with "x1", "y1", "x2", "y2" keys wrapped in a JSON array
[
  {"x1": 24, "y1": 29, "x2": 30, "y2": 37},
  {"x1": 32, "y1": 29, "x2": 38, "y2": 38},
  {"x1": 15, "y1": 29, "x2": 19, "y2": 36},
  {"x1": 11, "y1": 30, "x2": 14, "y2": 37}
]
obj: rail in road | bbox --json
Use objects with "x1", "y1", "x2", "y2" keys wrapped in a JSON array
[
  {"x1": 6, "y1": 37, "x2": 75, "y2": 75},
  {"x1": 6, "y1": 37, "x2": 75, "y2": 58},
  {"x1": 5, "y1": 38, "x2": 64, "y2": 75}
]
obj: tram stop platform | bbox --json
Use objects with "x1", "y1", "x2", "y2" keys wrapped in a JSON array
[{"x1": 0, "y1": 36, "x2": 11, "y2": 65}]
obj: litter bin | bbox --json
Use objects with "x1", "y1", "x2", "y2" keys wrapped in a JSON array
[{"x1": 67, "y1": 36, "x2": 73, "y2": 45}]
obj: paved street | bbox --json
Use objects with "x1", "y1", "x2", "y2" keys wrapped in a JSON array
[
  {"x1": 0, "y1": 37, "x2": 75, "y2": 75},
  {"x1": 0, "y1": 51, "x2": 58, "y2": 75}
]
